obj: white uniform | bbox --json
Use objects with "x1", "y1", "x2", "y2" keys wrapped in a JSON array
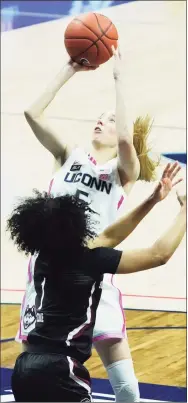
[{"x1": 16, "y1": 147, "x2": 126, "y2": 342}]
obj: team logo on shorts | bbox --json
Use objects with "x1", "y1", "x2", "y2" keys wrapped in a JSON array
[
  {"x1": 70, "y1": 161, "x2": 82, "y2": 171},
  {"x1": 23, "y1": 305, "x2": 36, "y2": 329}
]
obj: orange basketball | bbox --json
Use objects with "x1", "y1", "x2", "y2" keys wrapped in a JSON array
[{"x1": 64, "y1": 12, "x2": 118, "y2": 66}]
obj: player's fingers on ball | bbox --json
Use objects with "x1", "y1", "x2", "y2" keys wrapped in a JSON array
[
  {"x1": 111, "y1": 45, "x2": 116, "y2": 55},
  {"x1": 82, "y1": 60, "x2": 90, "y2": 66}
]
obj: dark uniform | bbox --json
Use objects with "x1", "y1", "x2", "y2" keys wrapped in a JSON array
[{"x1": 12, "y1": 247, "x2": 122, "y2": 402}]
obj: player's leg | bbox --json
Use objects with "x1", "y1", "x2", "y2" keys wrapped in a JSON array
[
  {"x1": 94, "y1": 338, "x2": 140, "y2": 402},
  {"x1": 93, "y1": 279, "x2": 140, "y2": 402}
]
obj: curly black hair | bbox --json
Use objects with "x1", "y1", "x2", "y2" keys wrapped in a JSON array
[{"x1": 6, "y1": 190, "x2": 97, "y2": 259}]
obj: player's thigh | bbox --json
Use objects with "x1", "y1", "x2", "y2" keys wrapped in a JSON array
[
  {"x1": 94, "y1": 337, "x2": 131, "y2": 367},
  {"x1": 93, "y1": 277, "x2": 126, "y2": 341}
]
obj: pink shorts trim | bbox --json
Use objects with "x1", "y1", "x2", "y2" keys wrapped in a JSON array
[
  {"x1": 93, "y1": 332, "x2": 126, "y2": 342},
  {"x1": 17, "y1": 334, "x2": 27, "y2": 341},
  {"x1": 111, "y1": 274, "x2": 126, "y2": 334},
  {"x1": 17, "y1": 293, "x2": 27, "y2": 341},
  {"x1": 28, "y1": 257, "x2": 32, "y2": 283}
]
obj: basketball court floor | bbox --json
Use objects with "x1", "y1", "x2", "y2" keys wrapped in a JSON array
[{"x1": 1, "y1": 1, "x2": 186, "y2": 401}]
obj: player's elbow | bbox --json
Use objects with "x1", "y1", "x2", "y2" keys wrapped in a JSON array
[
  {"x1": 118, "y1": 147, "x2": 140, "y2": 182},
  {"x1": 24, "y1": 109, "x2": 39, "y2": 122},
  {"x1": 152, "y1": 244, "x2": 171, "y2": 267},
  {"x1": 24, "y1": 110, "x2": 33, "y2": 122},
  {"x1": 157, "y1": 253, "x2": 169, "y2": 266},
  {"x1": 117, "y1": 129, "x2": 133, "y2": 144}
]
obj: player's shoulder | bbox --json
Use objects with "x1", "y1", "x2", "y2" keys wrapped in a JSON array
[
  {"x1": 84, "y1": 246, "x2": 120, "y2": 262},
  {"x1": 82, "y1": 247, "x2": 103, "y2": 264},
  {"x1": 66, "y1": 144, "x2": 89, "y2": 161},
  {"x1": 83, "y1": 247, "x2": 122, "y2": 276},
  {"x1": 65, "y1": 144, "x2": 80, "y2": 158},
  {"x1": 52, "y1": 144, "x2": 84, "y2": 171}
]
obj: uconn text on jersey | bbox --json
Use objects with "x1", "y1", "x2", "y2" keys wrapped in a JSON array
[{"x1": 64, "y1": 172, "x2": 112, "y2": 194}]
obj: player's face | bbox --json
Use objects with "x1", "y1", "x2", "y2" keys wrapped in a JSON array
[{"x1": 92, "y1": 111, "x2": 117, "y2": 147}]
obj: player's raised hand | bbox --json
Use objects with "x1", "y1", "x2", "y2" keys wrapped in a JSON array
[
  {"x1": 112, "y1": 45, "x2": 122, "y2": 80},
  {"x1": 153, "y1": 162, "x2": 183, "y2": 202}
]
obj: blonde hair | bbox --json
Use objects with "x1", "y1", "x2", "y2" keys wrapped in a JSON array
[{"x1": 133, "y1": 115, "x2": 159, "y2": 182}]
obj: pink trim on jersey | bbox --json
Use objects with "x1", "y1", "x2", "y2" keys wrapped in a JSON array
[
  {"x1": 18, "y1": 293, "x2": 27, "y2": 340},
  {"x1": 111, "y1": 274, "x2": 126, "y2": 334},
  {"x1": 48, "y1": 178, "x2": 54, "y2": 195},
  {"x1": 18, "y1": 332, "x2": 27, "y2": 341},
  {"x1": 93, "y1": 333, "x2": 125, "y2": 342},
  {"x1": 28, "y1": 257, "x2": 32, "y2": 283},
  {"x1": 88, "y1": 154, "x2": 97, "y2": 165},
  {"x1": 117, "y1": 195, "x2": 124, "y2": 210}
]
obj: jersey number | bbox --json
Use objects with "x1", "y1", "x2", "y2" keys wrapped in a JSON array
[{"x1": 76, "y1": 189, "x2": 89, "y2": 203}]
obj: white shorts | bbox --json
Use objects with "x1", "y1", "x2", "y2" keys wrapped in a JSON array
[
  {"x1": 16, "y1": 269, "x2": 126, "y2": 343},
  {"x1": 92, "y1": 274, "x2": 126, "y2": 342}
]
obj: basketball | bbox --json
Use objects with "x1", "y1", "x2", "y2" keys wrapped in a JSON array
[{"x1": 64, "y1": 13, "x2": 118, "y2": 66}]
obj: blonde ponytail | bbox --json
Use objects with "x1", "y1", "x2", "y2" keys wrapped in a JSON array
[{"x1": 133, "y1": 116, "x2": 159, "y2": 182}]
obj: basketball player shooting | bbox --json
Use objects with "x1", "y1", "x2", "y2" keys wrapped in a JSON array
[{"x1": 19, "y1": 38, "x2": 183, "y2": 401}]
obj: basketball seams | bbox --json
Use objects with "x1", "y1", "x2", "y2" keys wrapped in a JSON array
[
  {"x1": 101, "y1": 30, "x2": 118, "y2": 41},
  {"x1": 94, "y1": 41, "x2": 99, "y2": 58},
  {"x1": 65, "y1": 37, "x2": 95, "y2": 42},
  {"x1": 71, "y1": 42, "x2": 99, "y2": 63},
  {"x1": 94, "y1": 13, "x2": 118, "y2": 41},
  {"x1": 99, "y1": 38, "x2": 111, "y2": 57},
  {"x1": 92, "y1": 14, "x2": 112, "y2": 57},
  {"x1": 74, "y1": 17, "x2": 111, "y2": 40},
  {"x1": 66, "y1": 18, "x2": 101, "y2": 61},
  {"x1": 93, "y1": 13, "x2": 112, "y2": 36},
  {"x1": 69, "y1": 17, "x2": 112, "y2": 60},
  {"x1": 65, "y1": 38, "x2": 98, "y2": 60},
  {"x1": 65, "y1": 39, "x2": 97, "y2": 62},
  {"x1": 66, "y1": 16, "x2": 111, "y2": 61},
  {"x1": 65, "y1": 14, "x2": 118, "y2": 64}
]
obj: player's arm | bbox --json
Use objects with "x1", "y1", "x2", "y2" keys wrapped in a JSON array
[
  {"x1": 117, "y1": 195, "x2": 186, "y2": 274},
  {"x1": 24, "y1": 60, "x2": 98, "y2": 161},
  {"x1": 24, "y1": 63, "x2": 76, "y2": 160},
  {"x1": 89, "y1": 193, "x2": 156, "y2": 249},
  {"x1": 89, "y1": 162, "x2": 182, "y2": 249},
  {"x1": 112, "y1": 46, "x2": 140, "y2": 184}
]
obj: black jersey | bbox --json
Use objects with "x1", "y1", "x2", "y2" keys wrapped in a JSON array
[{"x1": 27, "y1": 247, "x2": 122, "y2": 363}]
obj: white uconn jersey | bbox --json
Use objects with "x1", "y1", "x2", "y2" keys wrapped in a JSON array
[
  {"x1": 17, "y1": 147, "x2": 126, "y2": 341},
  {"x1": 49, "y1": 147, "x2": 126, "y2": 232},
  {"x1": 16, "y1": 254, "x2": 38, "y2": 341}
]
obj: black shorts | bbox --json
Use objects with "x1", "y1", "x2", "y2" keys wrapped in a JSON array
[{"x1": 12, "y1": 351, "x2": 92, "y2": 402}]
